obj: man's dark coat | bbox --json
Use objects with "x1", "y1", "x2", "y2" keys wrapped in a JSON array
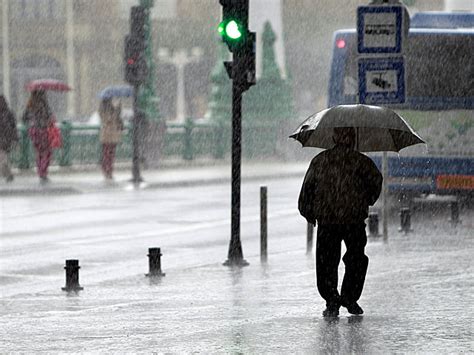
[
  {"x1": 299, "y1": 144, "x2": 383, "y2": 225},
  {"x1": 0, "y1": 109, "x2": 18, "y2": 152}
]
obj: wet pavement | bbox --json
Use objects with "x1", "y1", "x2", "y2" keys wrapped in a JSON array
[
  {"x1": 1, "y1": 223, "x2": 473, "y2": 353},
  {"x1": 1, "y1": 172, "x2": 473, "y2": 353}
]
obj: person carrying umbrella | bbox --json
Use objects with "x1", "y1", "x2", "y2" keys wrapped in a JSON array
[
  {"x1": 0, "y1": 95, "x2": 19, "y2": 182},
  {"x1": 292, "y1": 104, "x2": 424, "y2": 317},
  {"x1": 22, "y1": 90, "x2": 54, "y2": 183},
  {"x1": 98, "y1": 98, "x2": 124, "y2": 180},
  {"x1": 298, "y1": 126, "x2": 382, "y2": 317}
]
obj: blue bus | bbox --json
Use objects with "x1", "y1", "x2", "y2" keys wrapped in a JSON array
[
  {"x1": 327, "y1": 12, "x2": 474, "y2": 197},
  {"x1": 328, "y1": 12, "x2": 474, "y2": 110}
]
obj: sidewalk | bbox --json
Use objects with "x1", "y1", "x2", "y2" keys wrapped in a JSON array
[{"x1": 0, "y1": 160, "x2": 309, "y2": 196}]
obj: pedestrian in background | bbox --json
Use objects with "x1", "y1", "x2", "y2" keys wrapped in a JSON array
[
  {"x1": 299, "y1": 127, "x2": 382, "y2": 317},
  {"x1": 22, "y1": 90, "x2": 54, "y2": 183},
  {"x1": 0, "y1": 95, "x2": 19, "y2": 182},
  {"x1": 99, "y1": 98, "x2": 123, "y2": 180}
]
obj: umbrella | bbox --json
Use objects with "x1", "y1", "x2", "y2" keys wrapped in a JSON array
[
  {"x1": 26, "y1": 79, "x2": 71, "y2": 92},
  {"x1": 289, "y1": 104, "x2": 425, "y2": 152},
  {"x1": 98, "y1": 85, "x2": 134, "y2": 99}
]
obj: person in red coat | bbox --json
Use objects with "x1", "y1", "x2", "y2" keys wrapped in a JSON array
[{"x1": 22, "y1": 90, "x2": 54, "y2": 183}]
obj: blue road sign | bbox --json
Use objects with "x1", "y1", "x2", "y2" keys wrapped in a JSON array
[
  {"x1": 358, "y1": 56, "x2": 405, "y2": 105},
  {"x1": 357, "y1": 5, "x2": 403, "y2": 53}
]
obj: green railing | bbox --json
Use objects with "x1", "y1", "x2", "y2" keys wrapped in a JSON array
[
  {"x1": 10, "y1": 119, "x2": 283, "y2": 169},
  {"x1": 10, "y1": 122, "x2": 133, "y2": 169}
]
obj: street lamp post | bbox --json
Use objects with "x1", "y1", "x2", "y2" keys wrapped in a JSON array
[{"x1": 157, "y1": 48, "x2": 202, "y2": 123}]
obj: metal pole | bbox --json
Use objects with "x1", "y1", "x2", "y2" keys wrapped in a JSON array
[
  {"x1": 146, "y1": 247, "x2": 165, "y2": 277},
  {"x1": 66, "y1": 0, "x2": 76, "y2": 116},
  {"x1": 450, "y1": 200, "x2": 460, "y2": 226},
  {"x1": 260, "y1": 186, "x2": 268, "y2": 262},
  {"x1": 368, "y1": 211, "x2": 379, "y2": 237},
  {"x1": 306, "y1": 222, "x2": 314, "y2": 254},
  {"x1": 2, "y1": 0, "x2": 10, "y2": 103},
  {"x1": 222, "y1": 0, "x2": 252, "y2": 267},
  {"x1": 224, "y1": 80, "x2": 247, "y2": 267},
  {"x1": 132, "y1": 84, "x2": 143, "y2": 183},
  {"x1": 62, "y1": 259, "x2": 83, "y2": 292},
  {"x1": 176, "y1": 55, "x2": 186, "y2": 123},
  {"x1": 382, "y1": 152, "x2": 388, "y2": 240},
  {"x1": 399, "y1": 207, "x2": 412, "y2": 234}
]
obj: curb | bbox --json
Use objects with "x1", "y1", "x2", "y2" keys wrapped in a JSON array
[
  {"x1": 144, "y1": 171, "x2": 305, "y2": 189},
  {"x1": 0, "y1": 186, "x2": 82, "y2": 196},
  {"x1": 0, "y1": 170, "x2": 306, "y2": 196}
]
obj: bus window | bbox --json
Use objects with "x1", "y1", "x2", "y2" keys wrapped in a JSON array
[{"x1": 407, "y1": 32, "x2": 473, "y2": 100}]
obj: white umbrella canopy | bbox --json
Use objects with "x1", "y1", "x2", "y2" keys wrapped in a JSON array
[{"x1": 289, "y1": 104, "x2": 425, "y2": 152}]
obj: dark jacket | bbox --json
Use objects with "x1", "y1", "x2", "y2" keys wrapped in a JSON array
[
  {"x1": 0, "y1": 108, "x2": 19, "y2": 152},
  {"x1": 298, "y1": 144, "x2": 383, "y2": 225}
]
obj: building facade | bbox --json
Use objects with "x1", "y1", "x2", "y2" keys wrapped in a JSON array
[
  {"x1": 1, "y1": 0, "x2": 445, "y2": 121},
  {"x1": 1, "y1": 0, "x2": 125, "y2": 118}
]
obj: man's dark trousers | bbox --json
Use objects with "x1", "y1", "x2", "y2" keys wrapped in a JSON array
[{"x1": 316, "y1": 224, "x2": 369, "y2": 307}]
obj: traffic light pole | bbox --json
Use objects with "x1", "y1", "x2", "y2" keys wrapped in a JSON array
[
  {"x1": 224, "y1": 57, "x2": 249, "y2": 267},
  {"x1": 125, "y1": 5, "x2": 148, "y2": 184},
  {"x1": 224, "y1": 81, "x2": 247, "y2": 266},
  {"x1": 132, "y1": 84, "x2": 143, "y2": 184},
  {"x1": 219, "y1": 0, "x2": 255, "y2": 267}
]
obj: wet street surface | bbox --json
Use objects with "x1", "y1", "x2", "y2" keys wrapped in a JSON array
[{"x1": 1, "y1": 178, "x2": 473, "y2": 353}]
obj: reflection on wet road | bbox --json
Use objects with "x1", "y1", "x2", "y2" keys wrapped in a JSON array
[{"x1": 1, "y1": 179, "x2": 473, "y2": 352}]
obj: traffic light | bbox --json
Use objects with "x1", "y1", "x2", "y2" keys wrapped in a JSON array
[
  {"x1": 124, "y1": 35, "x2": 148, "y2": 85},
  {"x1": 124, "y1": 6, "x2": 148, "y2": 85},
  {"x1": 218, "y1": 0, "x2": 249, "y2": 53},
  {"x1": 218, "y1": 0, "x2": 256, "y2": 91}
]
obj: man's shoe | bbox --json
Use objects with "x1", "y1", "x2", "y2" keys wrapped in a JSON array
[
  {"x1": 322, "y1": 305, "x2": 340, "y2": 317},
  {"x1": 343, "y1": 302, "x2": 364, "y2": 315}
]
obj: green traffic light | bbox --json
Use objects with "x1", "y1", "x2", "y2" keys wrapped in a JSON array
[
  {"x1": 225, "y1": 20, "x2": 242, "y2": 40},
  {"x1": 218, "y1": 20, "x2": 243, "y2": 40}
]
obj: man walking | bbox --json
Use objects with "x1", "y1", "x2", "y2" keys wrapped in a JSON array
[{"x1": 299, "y1": 127, "x2": 382, "y2": 317}]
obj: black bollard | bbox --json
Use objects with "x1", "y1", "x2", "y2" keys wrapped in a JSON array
[
  {"x1": 368, "y1": 212, "x2": 379, "y2": 237},
  {"x1": 399, "y1": 207, "x2": 412, "y2": 234},
  {"x1": 62, "y1": 259, "x2": 84, "y2": 292},
  {"x1": 146, "y1": 248, "x2": 165, "y2": 277},
  {"x1": 260, "y1": 186, "x2": 268, "y2": 262},
  {"x1": 450, "y1": 200, "x2": 460, "y2": 226},
  {"x1": 307, "y1": 222, "x2": 314, "y2": 254}
]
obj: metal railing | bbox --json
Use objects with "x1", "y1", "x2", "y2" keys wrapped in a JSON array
[{"x1": 10, "y1": 119, "x2": 282, "y2": 168}]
